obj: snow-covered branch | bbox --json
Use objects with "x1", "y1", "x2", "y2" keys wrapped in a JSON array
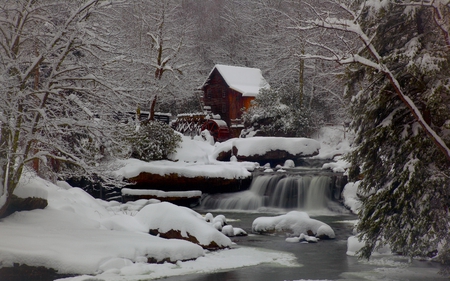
[
  {"x1": 297, "y1": 0, "x2": 450, "y2": 162},
  {"x1": 409, "y1": 1, "x2": 450, "y2": 49}
]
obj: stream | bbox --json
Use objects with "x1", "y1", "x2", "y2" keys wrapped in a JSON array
[
  {"x1": 161, "y1": 211, "x2": 448, "y2": 281},
  {"x1": 161, "y1": 170, "x2": 448, "y2": 281}
]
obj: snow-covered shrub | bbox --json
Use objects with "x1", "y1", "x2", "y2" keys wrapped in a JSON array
[
  {"x1": 126, "y1": 121, "x2": 181, "y2": 161},
  {"x1": 241, "y1": 87, "x2": 314, "y2": 138}
]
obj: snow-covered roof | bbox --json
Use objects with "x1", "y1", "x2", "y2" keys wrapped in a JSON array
[{"x1": 202, "y1": 64, "x2": 270, "y2": 97}]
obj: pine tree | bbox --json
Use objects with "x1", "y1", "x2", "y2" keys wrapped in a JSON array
[{"x1": 346, "y1": 1, "x2": 450, "y2": 264}]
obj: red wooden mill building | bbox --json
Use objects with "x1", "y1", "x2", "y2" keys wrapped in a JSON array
[{"x1": 200, "y1": 64, "x2": 270, "y2": 137}]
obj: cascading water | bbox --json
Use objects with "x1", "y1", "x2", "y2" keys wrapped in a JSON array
[{"x1": 200, "y1": 173, "x2": 335, "y2": 211}]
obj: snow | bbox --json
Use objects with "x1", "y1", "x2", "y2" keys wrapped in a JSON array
[
  {"x1": 60, "y1": 247, "x2": 298, "y2": 281},
  {"x1": 113, "y1": 134, "x2": 326, "y2": 182},
  {"x1": 229, "y1": 137, "x2": 321, "y2": 157},
  {"x1": 283, "y1": 159, "x2": 295, "y2": 168},
  {"x1": 113, "y1": 135, "x2": 257, "y2": 180},
  {"x1": 322, "y1": 156, "x2": 350, "y2": 173},
  {"x1": 121, "y1": 188, "x2": 201, "y2": 198},
  {"x1": 134, "y1": 202, "x2": 232, "y2": 248},
  {"x1": 0, "y1": 173, "x2": 298, "y2": 279},
  {"x1": 312, "y1": 125, "x2": 353, "y2": 160},
  {"x1": 114, "y1": 158, "x2": 253, "y2": 180},
  {"x1": 286, "y1": 233, "x2": 319, "y2": 243},
  {"x1": 1, "y1": 178, "x2": 205, "y2": 274},
  {"x1": 347, "y1": 236, "x2": 391, "y2": 256},
  {"x1": 342, "y1": 181, "x2": 362, "y2": 214},
  {"x1": 252, "y1": 211, "x2": 335, "y2": 239},
  {"x1": 4, "y1": 125, "x2": 448, "y2": 280},
  {"x1": 202, "y1": 64, "x2": 270, "y2": 97}
]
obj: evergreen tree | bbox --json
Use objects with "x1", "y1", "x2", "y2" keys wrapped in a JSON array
[{"x1": 345, "y1": 2, "x2": 450, "y2": 264}]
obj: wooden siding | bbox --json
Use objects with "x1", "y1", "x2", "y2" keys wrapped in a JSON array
[{"x1": 202, "y1": 69, "x2": 254, "y2": 126}]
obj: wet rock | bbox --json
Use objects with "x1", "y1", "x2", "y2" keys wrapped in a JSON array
[
  {"x1": 0, "y1": 264, "x2": 72, "y2": 281},
  {"x1": 121, "y1": 188, "x2": 201, "y2": 207},
  {"x1": 149, "y1": 229, "x2": 224, "y2": 250},
  {"x1": 1, "y1": 195, "x2": 48, "y2": 218},
  {"x1": 128, "y1": 172, "x2": 252, "y2": 194}
]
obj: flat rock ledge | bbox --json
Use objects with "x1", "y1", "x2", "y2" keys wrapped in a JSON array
[
  {"x1": 121, "y1": 188, "x2": 202, "y2": 207},
  {"x1": 127, "y1": 172, "x2": 252, "y2": 194}
]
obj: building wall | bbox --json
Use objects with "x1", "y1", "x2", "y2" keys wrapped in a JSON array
[{"x1": 203, "y1": 69, "x2": 255, "y2": 127}]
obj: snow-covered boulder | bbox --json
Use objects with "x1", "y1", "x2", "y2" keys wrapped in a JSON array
[
  {"x1": 285, "y1": 233, "x2": 319, "y2": 243},
  {"x1": 114, "y1": 158, "x2": 253, "y2": 194},
  {"x1": 221, "y1": 225, "x2": 248, "y2": 237},
  {"x1": 342, "y1": 181, "x2": 362, "y2": 214},
  {"x1": 215, "y1": 137, "x2": 320, "y2": 166},
  {"x1": 2, "y1": 173, "x2": 50, "y2": 218},
  {"x1": 134, "y1": 202, "x2": 232, "y2": 249},
  {"x1": 252, "y1": 211, "x2": 335, "y2": 239},
  {"x1": 283, "y1": 159, "x2": 295, "y2": 168},
  {"x1": 347, "y1": 235, "x2": 391, "y2": 256}
]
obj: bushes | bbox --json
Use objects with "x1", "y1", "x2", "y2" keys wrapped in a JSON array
[
  {"x1": 241, "y1": 87, "x2": 314, "y2": 138},
  {"x1": 126, "y1": 121, "x2": 181, "y2": 161}
]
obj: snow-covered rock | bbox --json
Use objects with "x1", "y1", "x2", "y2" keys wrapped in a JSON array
[
  {"x1": 212, "y1": 214, "x2": 227, "y2": 226},
  {"x1": 134, "y1": 202, "x2": 232, "y2": 249},
  {"x1": 283, "y1": 159, "x2": 295, "y2": 168},
  {"x1": 322, "y1": 156, "x2": 351, "y2": 173},
  {"x1": 204, "y1": 212, "x2": 214, "y2": 223},
  {"x1": 221, "y1": 225, "x2": 235, "y2": 236},
  {"x1": 347, "y1": 235, "x2": 391, "y2": 256},
  {"x1": 342, "y1": 181, "x2": 362, "y2": 214},
  {"x1": 214, "y1": 137, "x2": 320, "y2": 165},
  {"x1": 221, "y1": 225, "x2": 248, "y2": 237},
  {"x1": 285, "y1": 233, "x2": 319, "y2": 243},
  {"x1": 252, "y1": 211, "x2": 335, "y2": 239}
]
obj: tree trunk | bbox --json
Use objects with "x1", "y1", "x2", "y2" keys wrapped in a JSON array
[{"x1": 149, "y1": 95, "x2": 157, "y2": 121}]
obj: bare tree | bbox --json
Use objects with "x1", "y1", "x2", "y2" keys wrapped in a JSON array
[
  {"x1": 0, "y1": 0, "x2": 133, "y2": 216},
  {"x1": 109, "y1": 0, "x2": 200, "y2": 114}
]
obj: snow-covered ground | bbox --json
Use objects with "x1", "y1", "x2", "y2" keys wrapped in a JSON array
[
  {"x1": 0, "y1": 172, "x2": 299, "y2": 280},
  {"x1": 1, "y1": 126, "x2": 447, "y2": 280},
  {"x1": 3, "y1": 129, "x2": 344, "y2": 280}
]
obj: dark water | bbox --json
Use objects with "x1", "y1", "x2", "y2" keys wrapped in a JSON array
[
  {"x1": 161, "y1": 171, "x2": 447, "y2": 281},
  {"x1": 161, "y1": 211, "x2": 448, "y2": 281}
]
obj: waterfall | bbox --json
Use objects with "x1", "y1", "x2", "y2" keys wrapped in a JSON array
[{"x1": 200, "y1": 174, "x2": 334, "y2": 211}]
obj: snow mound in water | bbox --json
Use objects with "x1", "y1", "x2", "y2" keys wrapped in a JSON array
[
  {"x1": 134, "y1": 202, "x2": 232, "y2": 249},
  {"x1": 252, "y1": 211, "x2": 335, "y2": 239}
]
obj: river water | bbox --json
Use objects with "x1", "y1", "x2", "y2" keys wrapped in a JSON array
[
  {"x1": 161, "y1": 211, "x2": 447, "y2": 281},
  {"x1": 163, "y1": 169, "x2": 448, "y2": 281}
]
